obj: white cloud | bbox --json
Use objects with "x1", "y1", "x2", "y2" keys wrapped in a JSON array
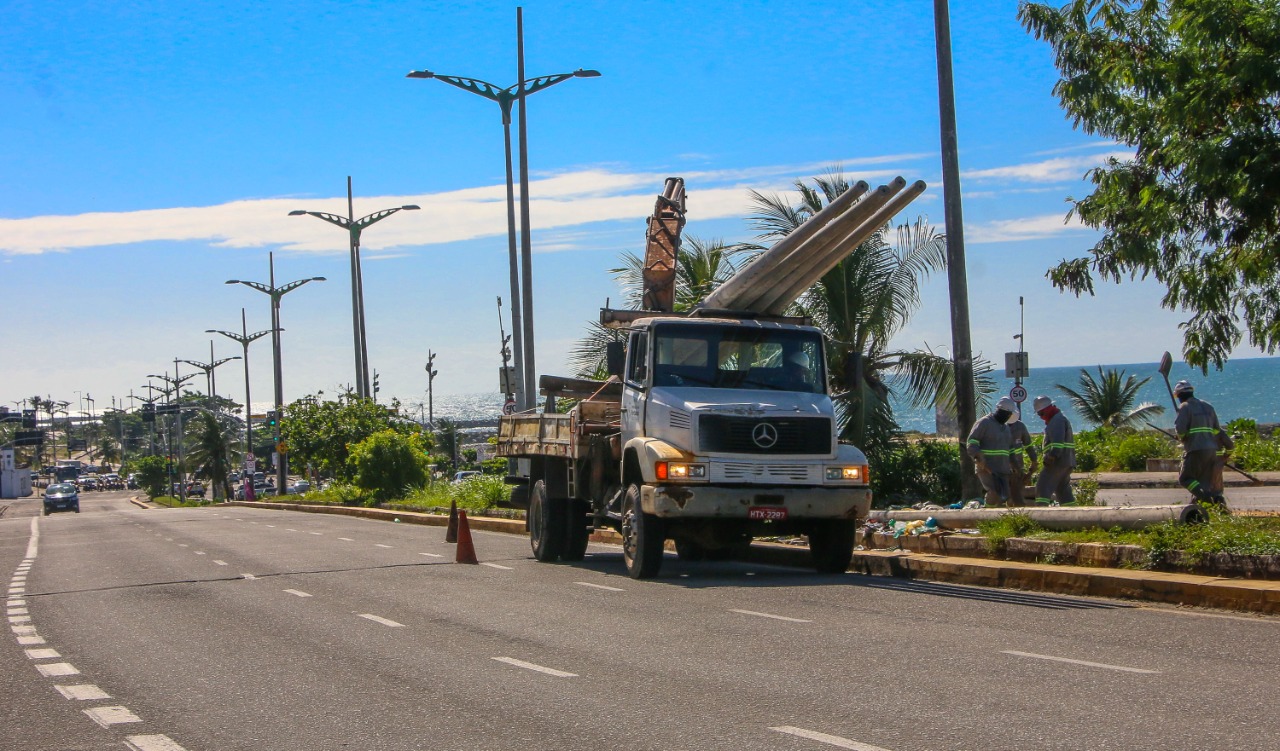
[
  {"x1": 967, "y1": 212, "x2": 1093, "y2": 243},
  {"x1": 964, "y1": 151, "x2": 1132, "y2": 183},
  {"x1": 0, "y1": 157, "x2": 935, "y2": 256}
]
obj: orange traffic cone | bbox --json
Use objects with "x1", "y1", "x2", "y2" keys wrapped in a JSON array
[
  {"x1": 455, "y1": 510, "x2": 478, "y2": 564},
  {"x1": 445, "y1": 499, "x2": 458, "y2": 543}
]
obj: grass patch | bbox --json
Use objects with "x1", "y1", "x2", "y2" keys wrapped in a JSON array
[
  {"x1": 976, "y1": 512, "x2": 1042, "y2": 553},
  {"x1": 389, "y1": 475, "x2": 512, "y2": 514},
  {"x1": 150, "y1": 495, "x2": 212, "y2": 508}
]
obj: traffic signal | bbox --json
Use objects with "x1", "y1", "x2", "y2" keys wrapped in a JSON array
[
  {"x1": 22, "y1": 409, "x2": 36, "y2": 428},
  {"x1": 141, "y1": 403, "x2": 156, "y2": 423},
  {"x1": 373, "y1": 371, "x2": 381, "y2": 395},
  {"x1": 266, "y1": 411, "x2": 278, "y2": 432}
]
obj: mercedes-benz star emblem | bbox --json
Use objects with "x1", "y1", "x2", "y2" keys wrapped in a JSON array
[{"x1": 751, "y1": 422, "x2": 778, "y2": 449}]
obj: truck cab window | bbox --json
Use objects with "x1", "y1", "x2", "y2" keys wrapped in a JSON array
[{"x1": 627, "y1": 331, "x2": 649, "y2": 384}]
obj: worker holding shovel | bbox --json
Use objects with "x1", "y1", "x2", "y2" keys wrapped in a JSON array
[{"x1": 1172, "y1": 380, "x2": 1227, "y2": 507}]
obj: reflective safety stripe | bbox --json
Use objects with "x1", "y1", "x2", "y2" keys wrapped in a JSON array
[
  {"x1": 1188, "y1": 480, "x2": 1201, "y2": 490},
  {"x1": 1044, "y1": 442, "x2": 1075, "y2": 450},
  {"x1": 980, "y1": 449, "x2": 1011, "y2": 455},
  {"x1": 1187, "y1": 427, "x2": 1217, "y2": 434},
  {"x1": 967, "y1": 439, "x2": 980, "y2": 445}
]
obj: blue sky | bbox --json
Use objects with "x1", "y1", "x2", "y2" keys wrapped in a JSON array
[{"x1": 0, "y1": 1, "x2": 1239, "y2": 415}]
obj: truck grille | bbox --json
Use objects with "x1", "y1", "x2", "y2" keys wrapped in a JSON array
[
  {"x1": 715, "y1": 463, "x2": 816, "y2": 482},
  {"x1": 698, "y1": 415, "x2": 832, "y2": 455}
]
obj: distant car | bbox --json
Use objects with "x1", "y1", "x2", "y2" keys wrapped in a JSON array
[
  {"x1": 285, "y1": 480, "x2": 311, "y2": 495},
  {"x1": 452, "y1": 471, "x2": 481, "y2": 484},
  {"x1": 186, "y1": 482, "x2": 205, "y2": 498},
  {"x1": 234, "y1": 481, "x2": 277, "y2": 501},
  {"x1": 43, "y1": 483, "x2": 80, "y2": 515}
]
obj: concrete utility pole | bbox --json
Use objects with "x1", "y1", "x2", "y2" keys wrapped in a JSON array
[{"x1": 933, "y1": 0, "x2": 980, "y2": 498}]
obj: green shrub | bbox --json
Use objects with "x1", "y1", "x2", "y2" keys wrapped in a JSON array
[
  {"x1": 1226, "y1": 417, "x2": 1258, "y2": 437},
  {"x1": 347, "y1": 430, "x2": 431, "y2": 503},
  {"x1": 1072, "y1": 474, "x2": 1100, "y2": 506},
  {"x1": 1108, "y1": 430, "x2": 1178, "y2": 471},
  {"x1": 394, "y1": 476, "x2": 512, "y2": 513},
  {"x1": 871, "y1": 439, "x2": 961, "y2": 505},
  {"x1": 1146, "y1": 511, "x2": 1280, "y2": 564},
  {"x1": 1071, "y1": 426, "x2": 1112, "y2": 472},
  {"x1": 133, "y1": 455, "x2": 171, "y2": 499},
  {"x1": 1233, "y1": 434, "x2": 1280, "y2": 471}
]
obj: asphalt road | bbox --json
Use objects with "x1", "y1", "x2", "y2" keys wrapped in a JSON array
[
  {"x1": 4, "y1": 491, "x2": 1279, "y2": 751},
  {"x1": 1098, "y1": 486, "x2": 1280, "y2": 512}
]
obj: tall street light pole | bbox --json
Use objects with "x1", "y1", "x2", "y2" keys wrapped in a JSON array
[
  {"x1": 148, "y1": 368, "x2": 196, "y2": 501},
  {"x1": 407, "y1": 53, "x2": 599, "y2": 410},
  {"x1": 933, "y1": 0, "x2": 979, "y2": 499},
  {"x1": 179, "y1": 344, "x2": 241, "y2": 409},
  {"x1": 425, "y1": 350, "x2": 438, "y2": 428},
  {"x1": 226, "y1": 252, "x2": 325, "y2": 491},
  {"x1": 289, "y1": 182, "x2": 418, "y2": 399},
  {"x1": 208, "y1": 308, "x2": 273, "y2": 459}
]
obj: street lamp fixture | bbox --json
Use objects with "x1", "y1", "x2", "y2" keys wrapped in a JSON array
[
  {"x1": 225, "y1": 252, "x2": 325, "y2": 491},
  {"x1": 407, "y1": 42, "x2": 599, "y2": 410},
  {"x1": 178, "y1": 345, "x2": 243, "y2": 408},
  {"x1": 289, "y1": 182, "x2": 418, "y2": 399},
  {"x1": 208, "y1": 308, "x2": 275, "y2": 461}
]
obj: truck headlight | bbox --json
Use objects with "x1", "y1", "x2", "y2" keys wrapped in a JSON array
[
  {"x1": 825, "y1": 465, "x2": 868, "y2": 482},
  {"x1": 656, "y1": 462, "x2": 707, "y2": 481}
]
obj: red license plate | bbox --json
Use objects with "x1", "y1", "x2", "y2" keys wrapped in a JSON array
[{"x1": 748, "y1": 506, "x2": 787, "y2": 521}]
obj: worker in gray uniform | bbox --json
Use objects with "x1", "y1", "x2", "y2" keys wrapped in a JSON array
[
  {"x1": 1032, "y1": 395, "x2": 1075, "y2": 505},
  {"x1": 967, "y1": 396, "x2": 1017, "y2": 506},
  {"x1": 1173, "y1": 380, "x2": 1225, "y2": 506},
  {"x1": 1008, "y1": 407, "x2": 1038, "y2": 507}
]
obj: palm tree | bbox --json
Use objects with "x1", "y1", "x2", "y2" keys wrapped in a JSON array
[
  {"x1": 185, "y1": 410, "x2": 240, "y2": 500},
  {"x1": 747, "y1": 168, "x2": 993, "y2": 456},
  {"x1": 1056, "y1": 367, "x2": 1165, "y2": 428}
]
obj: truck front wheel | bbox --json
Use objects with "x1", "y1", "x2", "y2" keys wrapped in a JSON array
[
  {"x1": 529, "y1": 480, "x2": 567, "y2": 562},
  {"x1": 808, "y1": 519, "x2": 856, "y2": 574},
  {"x1": 621, "y1": 484, "x2": 664, "y2": 579}
]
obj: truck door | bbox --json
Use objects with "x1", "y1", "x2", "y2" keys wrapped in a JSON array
[{"x1": 622, "y1": 330, "x2": 649, "y2": 441}]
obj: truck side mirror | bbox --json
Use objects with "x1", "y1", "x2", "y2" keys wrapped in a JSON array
[
  {"x1": 842, "y1": 351, "x2": 864, "y2": 393},
  {"x1": 606, "y1": 341, "x2": 625, "y2": 377}
]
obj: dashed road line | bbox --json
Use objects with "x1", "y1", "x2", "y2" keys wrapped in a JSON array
[
  {"x1": 265, "y1": 525, "x2": 276, "y2": 528},
  {"x1": 1001, "y1": 650, "x2": 1160, "y2": 674},
  {"x1": 213, "y1": 560, "x2": 228, "y2": 566},
  {"x1": 242, "y1": 574, "x2": 259, "y2": 581},
  {"x1": 55, "y1": 684, "x2": 111, "y2": 700},
  {"x1": 18, "y1": 635, "x2": 46, "y2": 645},
  {"x1": 283, "y1": 589, "x2": 312, "y2": 598},
  {"x1": 357, "y1": 614, "x2": 405, "y2": 628},
  {"x1": 177, "y1": 544, "x2": 189, "y2": 548},
  {"x1": 419, "y1": 552, "x2": 443, "y2": 558},
  {"x1": 8, "y1": 607, "x2": 28, "y2": 615},
  {"x1": 194, "y1": 551, "x2": 206, "y2": 555},
  {"x1": 769, "y1": 726, "x2": 894, "y2": 750},
  {"x1": 574, "y1": 581, "x2": 624, "y2": 592},
  {"x1": 375, "y1": 544, "x2": 393, "y2": 548},
  {"x1": 84, "y1": 705, "x2": 142, "y2": 728},
  {"x1": 13, "y1": 624, "x2": 37, "y2": 636},
  {"x1": 338, "y1": 537, "x2": 354, "y2": 541},
  {"x1": 25, "y1": 647, "x2": 59, "y2": 659},
  {"x1": 480, "y1": 562, "x2": 513, "y2": 570},
  {"x1": 36, "y1": 662, "x2": 80, "y2": 677},
  {"x1": 126, "y1": 734, "x2": 190, "y2": 751},
  {"x1": 731, "y1": 609, "x2": 812, "y2": 623},
  {"x1": 491, "y1": 657, "x2": 577, "y2": 678},
  {"x1": 310, "y1": 531, "x2": 323, "y2": 535}
]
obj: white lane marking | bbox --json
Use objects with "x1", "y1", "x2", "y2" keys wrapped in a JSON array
[
  {"x1": 213, "y1": 560, "x2": 228, "y2": 566},
  {"x1": 165, "y1": 538, "x2": 173, "y2": 541},
  {"x1": 285, "y1": 528, "x2": 298, "y2": 532},
  {"x1": 26, "y1": 517, "x2": 39, "y2": 559},
  {"x1": 283, "y1": 589, "x2": 312, "y2": 598},
  {"x1": 481, "y1": 562, "x2": 513, "y2": 570},
  {"x1": 8, "y1": 608, "x2": 29, "y2": 615},
  {"x1": 177, "y1": 544, "x2": 189, "y2": 548},
  {"x1": 731, "y1": 609, "x2": 812, "y2": 623},
  {"x1": 13, "y1": 624, "x2": 37, "y2": 636},
  {"x1": 84, "y1": 705, "x2": 143, "y2": 728},
  {"x1": 1001, "y1": 650, "x2": 1160, "y2": 674},
  {"x1": 6, "y1": 599, "x2": 24, "y2": 607},
  {"x1": 26, "y1": 648, "x2": 60, "y2": 659},
  {"x1": 265, "y1": 525, "x2": 276, "y2": 528},
  {"x1": 375, "y1": 544, "x2": 393, "y2": 548},
  {"x1": 420, "y1": 552, "x2": 443, "y2": 558},
  {"x1": 575, "y1": 581, "x2": 624, "y2": 592},
  {"x1": 769, "y1": 726, "x2": 894, "y2": 750},
  {"x1": 17, "y1": 635, "x2": 46, "y2": 645},
  {"x1": 36, "y1": 662, "x2": 80, "y2": 677},
  {"x1": 8, "y1": 587, "x2": 23, "y2": 594},
  {"x1": 125, "y1": 734, "x2": 190, "y2": 751},
  {"x1": 1138, "y1": 605, "x2": 1280, "y2": 625},
  {"x1": 491, "y1": 657, "x2": 577, "y2": 678},
  {"x1": 194, "y1": 551, "x2": 206, "y2": 555},
  {"x1": 357, "y1": 613, "x2": 405, "y2": 628},
  {"x1": 310, "y1": 531, "x2": 323, "y2": 535},
  {"x1": 241, "y1": 574, "x2": 258, "y2": 581},
  {"x1": 56, "y1": 684, "x2": 111, "y2": 700},
  {"x1": 338, "y1": 537, "x2": 354, "y2": 541},
  {"x1": 9, "y1": 615, "x2": 31, "y2": 625}
]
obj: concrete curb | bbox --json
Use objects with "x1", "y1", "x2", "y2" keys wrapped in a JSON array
[
  {"x1": 219, "y1": 501, "x2": 1280, "y2": 615},
  {"x1": 128, "y1": 496, "x2": 153, "y2": 509}
]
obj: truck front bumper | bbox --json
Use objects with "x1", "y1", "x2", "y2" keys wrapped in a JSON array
[{"x1": 641, "y1": 484, "x2": 870, "y2": 520}]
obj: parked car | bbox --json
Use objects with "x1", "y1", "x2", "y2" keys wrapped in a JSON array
[
  {"x1": 186, "y1": 481, "x2": 205, "y2": 498},
  {"x1": 452, "y1": 471, "x2": 481, "y2": 484},
  {"x1": 285, "y1": 480, "x2": 311, "y2": 495},
  {"x1": 43, "y1": 483, "x2": 80, "y2": 515},
  {"x1": 234, "y1": 482, "x2": 277, "y2": 501}
]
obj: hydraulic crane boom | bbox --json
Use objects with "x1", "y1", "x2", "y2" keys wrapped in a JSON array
[{"x1": 640, "y1": 177, "x2": 687, "y2": 313}]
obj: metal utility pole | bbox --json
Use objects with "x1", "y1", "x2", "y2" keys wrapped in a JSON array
[
  {"x1": 288, "y1": 180, "x2": 418, "y2": 399},
  {"x1": 933, "y1": 0, "x2": 980, "y2": 498},
  {"x1": 515, "y1": 6, "x2": 537, "y2": 414},
  {"x1": 226, "y1": 253, "x2": 326, "y2": 490},
  {"x1": 207, "y1": 308, "x2": 273, "y2": 459},
  {"x1": 179, "y1": 343, "x2": 241, "y2": 410}
]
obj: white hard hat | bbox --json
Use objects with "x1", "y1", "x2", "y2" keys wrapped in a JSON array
[
  {"x1": 1032, "y1": 395, "x2": 1053, "y2": 412},
  {"x1": 1173, "y1": 379, "x2": 1194, "y2": 395},
  {"x1": 788, "y1": 351, "x2": 811, "y2": 369},
  {"x1": 996, "y1": 396, "x2": 1017, "y2": 413}
]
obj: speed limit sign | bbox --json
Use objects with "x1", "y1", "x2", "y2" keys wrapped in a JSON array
[
  {"x1": 502, "y1": 398, "x2": 516, "y2": 415},
  {"x1": 1010, "y1": 385, "x2": 1028, "y2": 404}
]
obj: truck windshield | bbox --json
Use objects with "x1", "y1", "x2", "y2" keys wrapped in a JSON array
[{"x1": 650, "y1": 324, "x2": 826, "y2": 393}]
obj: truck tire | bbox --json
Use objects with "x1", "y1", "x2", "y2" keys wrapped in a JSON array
[
  {"x1": 622, "y1": 483, "x2": 664, "y2": 579},
  {"x1": 562, "y1": 499, "x2": 591, "y2": 562},
  {"x1": 529, "y1": 480, "x2": 566, "y2": 562},
  {"x1": 808, "y1": 519, "x2": 856, "y2": 574}
]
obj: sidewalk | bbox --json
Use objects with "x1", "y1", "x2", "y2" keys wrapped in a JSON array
[{"x1": 1083, "y1": 470, "x2": 1280, "y2": 489}]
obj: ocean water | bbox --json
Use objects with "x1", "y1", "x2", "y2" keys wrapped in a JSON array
[{"x1": 430, "y1": 356, "x2": 1280, "y2": 434}]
